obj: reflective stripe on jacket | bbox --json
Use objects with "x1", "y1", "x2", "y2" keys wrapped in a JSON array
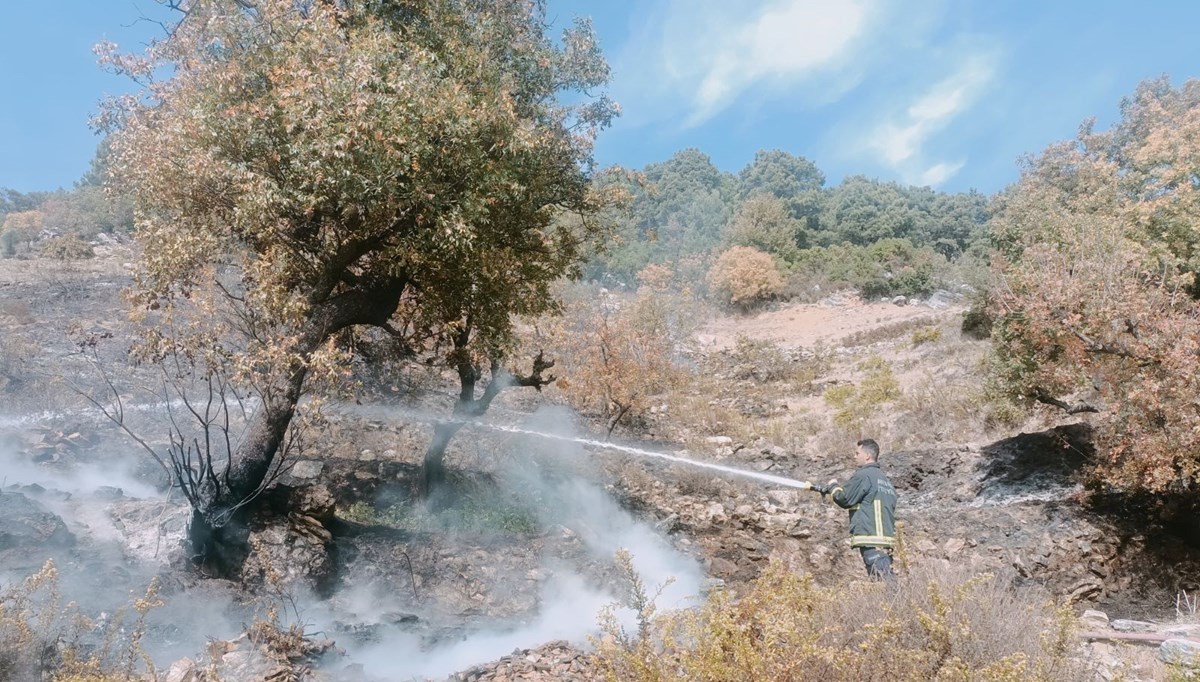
[{"x1": 830, "y1": 463, "x2": 897, "y2": 548}]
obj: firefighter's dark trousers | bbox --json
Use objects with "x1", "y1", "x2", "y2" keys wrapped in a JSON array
[{"x1": 860, "y1": 546, "x2": 896, "y2": 580}]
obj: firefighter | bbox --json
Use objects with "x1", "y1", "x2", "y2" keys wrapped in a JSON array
[{"x1": 808, "y1": 439, "x2": 898, "y2": 579}]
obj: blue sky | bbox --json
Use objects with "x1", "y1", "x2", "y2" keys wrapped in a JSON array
[{"x1": 2, "y1": 1, "x2": 1199, "y2": 194}]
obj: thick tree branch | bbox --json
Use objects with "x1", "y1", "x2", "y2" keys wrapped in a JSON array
[
  {"x1": 1034, "y1": 389, "x2": 1101, "y2": 415},
  {"x1": 1071, "y1": 329, "x2": 1156, "y2": 366}
]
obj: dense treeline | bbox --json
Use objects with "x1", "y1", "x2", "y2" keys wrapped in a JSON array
[{"x1": 589, "y1": 148, "x2": 990, "y2": 304}]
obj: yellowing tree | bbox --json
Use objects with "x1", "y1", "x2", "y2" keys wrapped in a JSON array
[
  {"x1": 98, "y1": 0, "x2": 616, "y2": 571},
  {"x1": 707, "y1": 246, "x2": 784, "y2": 310},
  {"x1": 990, "y1": 77, "x2": 1200, "y2": 495},
  {"x1": 724, "y1": 194, "x2": 803, "y2": 262},
  {"x1": 550, "y1": 287, "x2": 680, "y2": 437},
  {"x1": 1, "y1": 210, "x2": 42, "y2": 257}
]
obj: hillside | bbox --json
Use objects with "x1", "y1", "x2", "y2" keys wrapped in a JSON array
[{"x1": 0, "y1": 248, "x2": 1196, "y2": 681}]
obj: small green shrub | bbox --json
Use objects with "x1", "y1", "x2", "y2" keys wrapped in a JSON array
[
  {"x1": 40, "y1": 234, "x2": 95, "y2": 261},
  {"x1": 961, "y1": 303, "x2": 993, "y2": 340},
  {"x1": 339, "y1": 495, "x2": 539, "y2": 536},
  {"x1": 824, "y1": 356, "x2": 901, "y2": 428},
  {"x1": 910, "y1": 325, "x2": 943, "y2": 347},
  {"x1": 727, "y1": 336, "x2": 793, "y2": 382}
]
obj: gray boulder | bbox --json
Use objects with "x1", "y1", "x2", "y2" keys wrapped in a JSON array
[
  {"x1": 1160, "y1": 638, "x2": 1200, "y2": 667},
  {"x1": 0, "y1": 491, "x2": 75, "y2": 551}
]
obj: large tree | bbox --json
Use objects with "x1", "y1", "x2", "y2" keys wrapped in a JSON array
[
  {"x1": 735, "y1": 149, "x2": 825, "y2": 229},
  {"x1": 98, "y1": 0, "x2": 616, "y2": 572},
  {"x1": 990, "y1": 77, "x2": 1200, "y2": 496}
]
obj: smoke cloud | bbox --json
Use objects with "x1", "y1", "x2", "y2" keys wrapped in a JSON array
[{"x1": 322, "y1": 405, "x2": 704, "y2": 680}]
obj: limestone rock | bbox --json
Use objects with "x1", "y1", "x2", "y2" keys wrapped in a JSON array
[
  {"x1": 766, "y1": 489, "x2": 799, "y2": 508},
  {"x1": 1080, "y1": 609, "x2": 1110, "y2": 629},
  {"x1": 0, "y1": 491, "x2": 74, "y2": 551},
  {"x1": 1165, "y1": 624, "x2": 1200, "y2": 638},
  {"x1": 290, "y1": 459, "x2": 324, "y2": 480},
  {"x1": 164, "y1": 657, "x2": 198, "y2": 682},
  {"x1": 1111, "y1": 619, "x2": 1156, "y2": 633},
  {"x1": 1160, "y1": 638, "x2": 1200, "y2": 667}
]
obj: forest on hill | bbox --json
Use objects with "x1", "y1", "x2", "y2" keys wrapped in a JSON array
[
  {"x1": 588, "y1": 148, "x2": 990, "y2": 303},
  {"x1": 2, "y1": 144, "x2": 988, "y2": 306}
]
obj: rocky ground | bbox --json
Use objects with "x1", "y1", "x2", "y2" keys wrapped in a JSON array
[{"x1": 3, "y1": 251, "x2": 1200, "y2": 680}]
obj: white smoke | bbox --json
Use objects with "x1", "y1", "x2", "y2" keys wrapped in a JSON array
[{"x1": 326, "y1": 405, "x2": 705, "y2": 680}]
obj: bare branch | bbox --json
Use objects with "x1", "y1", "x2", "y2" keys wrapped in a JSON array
[
  {"x1": 1071, "y1": 329, "x2": 1156, "y2": 365},
  {"x1": 1033, "y1": 389, "x2": 1101, "y2": 415}
]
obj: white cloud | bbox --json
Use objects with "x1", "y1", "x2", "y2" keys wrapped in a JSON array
[
  {"x1": 862, "y1": 54, "x2": 996, "y2": 185},
  {"x1": 689, "y1": 0, "x2": 872, "y2": 124},
  {"x1": 917, "y1": 160, "x2": 965, "y2": 186},
  {"x1": 615, "y1": 0, "x2": 884, "y2": 128}
]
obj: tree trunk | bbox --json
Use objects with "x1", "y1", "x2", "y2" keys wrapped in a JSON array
[
  {"x1": 419, "y1": 421, "x2": 465, "y2": 507},
  {"x1": 188, "y1": 356, "x2": 310, "y2": 574},
  {"x1": 415, "y1": 348, "x2": 554, "y2": 503},
  {"x1": 185, "y1": 278, "x2": 409, "y2": 574}
]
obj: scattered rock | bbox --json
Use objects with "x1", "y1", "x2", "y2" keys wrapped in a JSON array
[
  {"x1": 164, "y1": 657, "x2": 198, "y2": 682},
  {"x1": 925, "y1": 289, "x2": 961, "y2": 309},
  {"x1": 1165, "y1": 624, "x2": 1200, "y2": 638},
  {"x1": 767, "y1": 489, "x2": 799, "y2": 508},
  {"x1": 705, "y1": 436, "x2": 733, "y2": 446},
  {"x1": 1081, "y1": 609, "x2": 1110, "y2": 629},
  {"x1": 1067, "y1": 578, "x2": 1103, "y2": 603},
  {"x1": 290, "y1": 460, "x2": 324, "y2": 480},
  {"x1": 943, "y1": 538, "x2": 966, "y2": 556},
  {"x1": 654, "y1": 513, "x2": 680, "y2": 533},
  {"x1": 449, "y1": 639, "x2": 592, "y2": 681},
  {"x1": 1111, "y1": 619, "x2": 1157, "y2": 633},
  {"x1": 1160, "y1": 638, "x2": 1200, "y2": 667},
  {"x1": 93, "y1": 486, "x2": 125, "y2": 500},
  {"x1": 0, "y1": 491, "x2": 75, "y2": 552}
]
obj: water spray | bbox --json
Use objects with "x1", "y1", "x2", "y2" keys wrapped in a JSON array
[{"x1": 456, "y1": 419, "x2": 822, "y2": 492}]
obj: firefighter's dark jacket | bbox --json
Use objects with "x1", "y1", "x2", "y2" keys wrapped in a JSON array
[{"x1": 831, "y1": 462, "x2": 897, "y2": 548}]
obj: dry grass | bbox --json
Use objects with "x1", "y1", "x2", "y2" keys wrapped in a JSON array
[
  {"x1": 594, "y1": 559, "x2": 1085, "y2": 682},
  {"x1": 0, "y1": 561, "x2": 162, "y2": 682},
  {"x1": 840, "y1": 315, "x2": 943, "y2": 348},
  {"x1": 910, "y1": 325, "x2": 943, "y2": 347}
]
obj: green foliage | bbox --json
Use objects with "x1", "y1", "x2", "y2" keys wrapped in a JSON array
[
  {"x1": 40, "y1": 234, "x2": 95, "y2": 261},
  {"x1": 593, "y1": 561, "x2": 1082, "y2": 682},
  {"x1": 792, "y1": 238, "x2": 947, "y2": 299},
  {"x1": 728, "y1": 335, "x2": 794, "y2": 382},
  {"x1": 735, "y1": 149, "x2": 825, "y2": 228},
  {"x1": 40, "y1": 186, "x2": 133, "y2": 238},
  {"x1": 824, "y1": 356, "x2": 901, "y2": 428},
  {"x1": 724, "y1": 194, "x2": 804, "y2": 261},
  {"x1": 961, "y1": 299, "x2": 994, "y2": 340},
  {"x1": 590, "y1": 149, "x2": 734, "y2": 282},
  {"x1": 340, "y1": 495, "x2": 539, "y2": 536},
  {"x1": 0, "y1": 230, "x2": 19, "y2": 258},
  {"x1": 910, "y1": 325, "x2": 943, "y2": 347},
  {"x1": 94, "y1": 0, "x2": 620, "y2": 518},
  {"x1": 820, "y1": 175, "x2": 988, "y2": 253},
  {"x1": 586, "y1": 149, "x2": 987, "y2": 289},
  {"x1": 0, "y1": 211, "x2": 42, "y2": 258}
]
